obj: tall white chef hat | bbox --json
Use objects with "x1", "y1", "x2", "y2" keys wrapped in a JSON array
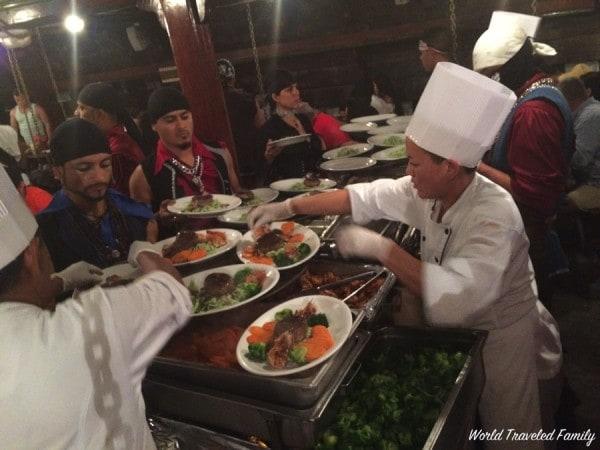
[
  {"x1": 472, "y1": 11, "x2": 557, "y2": 73},
  {"x1": 0, "y1": 165, "x2": 38, "y2": 270},
  {"x1": 405, "y1": 62, "x2": 516, "y2": 168}
]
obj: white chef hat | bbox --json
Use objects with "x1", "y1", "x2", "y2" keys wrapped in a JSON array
[
  {"x1": 405, "y1": 62, "x2": 516, "y2": 168},
  {"x1": 472, "y1": 11, "x2": 557, "y2": 73},
  {"x1": 0, "y1": 165, "x2": 38, "y2": 270}
]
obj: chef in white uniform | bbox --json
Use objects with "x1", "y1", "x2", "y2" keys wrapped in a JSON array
[
  {"x1": 249, "y1": 62, "x2": 562, "y2": 449},
  {"x1": 0, "y1": 164, "x2": 192, "y2": 449}
]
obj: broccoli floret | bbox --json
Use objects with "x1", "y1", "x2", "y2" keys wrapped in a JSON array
[
  {"x1": 273, "y1": 252, "x2": 293, "y2": 267},
  {"x1": 307, "y1": 313, "x2": 329, "y2": 327},
  {"x1": 297, "y1": 242, "x2": 311, "y2": 257},
  {"x1": 247, "y1": 342, "x2": 267, "y2": 361},
  {"x1": 275, "y1": 308, "x2": 293, "y2": 321},
  {"x1": 289, "y1": 346, "x2": 307, "y2": 364},
  {"x1": 233, "y1": 268, "x2": 252, "y2": 284},
  {"x1": 241, "y1": 282, "x2": 261, "y2": 298}
]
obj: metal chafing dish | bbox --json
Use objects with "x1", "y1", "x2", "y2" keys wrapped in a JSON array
[{"x1": 144, "y1": 327, "x2": 486, "y2": 450}]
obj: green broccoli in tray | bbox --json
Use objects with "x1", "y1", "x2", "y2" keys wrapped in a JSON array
[
  {"x1": 315, "y1": 347, "x2": 466, "y2": 449},
  {"x1": 247, "y1": 342, "x2": 267, "y2": 362}
]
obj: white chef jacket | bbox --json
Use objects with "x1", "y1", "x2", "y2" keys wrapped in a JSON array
[
  {"x1": 0, "y1": 124, "x2": 21, "y2": 161},
  {"x1": 370, "y1": 95, "x2": 395, "y2": 115},
  {"x1": 0, "y1": 270, "x2": 191, "y2": 450},
  {"x1": 347, "y1": 175, "x2": 562, "y2": 449}
]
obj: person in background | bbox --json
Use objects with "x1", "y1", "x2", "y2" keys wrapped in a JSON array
[
  {"x1": 581, "y1": 71, "x2": 600, "y2": 101},
  {"x1": 418, "y1": 28, "x2": 453, "y2": 73},
  {"x1": 133, "y1": 109, "x2": 158, "y2": 156},
  {"x1": 370, "y1": 72, "x2": 397, "y2": 114},
  {"x1": 296, "y1": 102, "x2": 355, "y2": 150},
  {"x1": 129, "y1": 87, "x2": 241, "y2": 212},
  {"x1": 75, "y1": 82, "x2": 147, "y2": 196},
  {"x1": 558, "y1": 77, "x2": 600, "y2": 211},
  {"x1": 0, "y1": 163, "x2": 191, "y2": 448},
  {"x1": 0, "y1": 109, "x2": 22, "y2": 161},
  {"x1": 558, "y1": 63, "x2": 592, "y2": 84},
  {"x1": 5, "y1": 163, "x2": 52, "y2": 214},
  {"x1": 217, "y1": 58, "x2": 265, "y2": 187},
  {"x1": 248, "y1": 63, "x2": 562, "y2": 449},
  {"x1": 10, "y1": 90, "x2": 52, "y2": 152},
  {"x1": 473, "y1": 11, "x2": 573, "y2": 309},
  {"x1": 344, "y1": 78, "x2": 378, "y2": 120},
  {"x1": 259, "y1": 69, "x2": 323, "y2": 183},
  {"x1": 37, "y1": 118, "x2": 157, "y2": 272}
]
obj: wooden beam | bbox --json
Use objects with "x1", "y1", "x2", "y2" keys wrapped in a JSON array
[{"x1": 218, "y1": 18, "x2": 450, "y2": 63}]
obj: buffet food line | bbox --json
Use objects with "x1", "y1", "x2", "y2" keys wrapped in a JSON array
[{"x1": 140, "y1": 114, "x2": 488, "y2": 450}]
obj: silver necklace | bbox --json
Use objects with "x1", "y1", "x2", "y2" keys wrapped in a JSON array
[
  {"x1": 167, "y1": 154, "x2": 204, "y2": 192},
  {"x1": 519, "y1": 77, "x2": 556, "y2": 100}
]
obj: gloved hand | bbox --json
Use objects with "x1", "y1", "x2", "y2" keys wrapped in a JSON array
[
  {"x1": 335, "y1": 225, "x2": 394, "y2": 261},
  {"x1": 247, "y1": 198, "x2": 295, "y2": 228},
  {"x1": 51, "y1": 261, "x2": 104, "y2": 292},
  {"x1": 128, "y1": 240, "x2": 162, "y2": 267}
]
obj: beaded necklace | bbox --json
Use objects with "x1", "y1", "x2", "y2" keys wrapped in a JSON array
[{"x1": 166, "y1": 154, "x2": 205, "y2": 195}]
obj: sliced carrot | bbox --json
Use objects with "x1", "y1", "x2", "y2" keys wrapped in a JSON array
[
  {"x1": 171, "y1": 249, "x2": 193, "y2": 264},
  {"x1": 287, "y1": 233, "x2": 304, "y2": 243},
  {"x1": 247, "y1": 255, "x2": 274, "y2": 265},
  {"x1": 281, "y1": 222, "x2": 295, "y2": 236},
  {"x1": 187, "y1": 247, "x2": 207, "y2": 261},
  {"x1": 261, "y1": 321, "x2": 276, "y2": 332},
  {"x1": 302, "y1": 325, "x2": 335, "y2": 361}
]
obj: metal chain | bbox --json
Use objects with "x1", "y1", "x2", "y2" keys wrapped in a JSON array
[
  {"x1": 246, "y1": 2, "x2": 264, "y2": 95},
  {"x1": 35, "y1": 27, "x2": 67, "y2": 119},
  {"x1": 7, "y1": 48, "x2": 38, "y2": 153},
  {"x1": 448, "y1": 0, "x2": 458, "y2": 63},
  {"x1": 531, "y1": 0, "x2": 537, "y2": 15}
]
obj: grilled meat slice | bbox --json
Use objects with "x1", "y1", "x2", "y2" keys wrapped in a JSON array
[
  {"x1": 203, "y1": 273, "x2": 235, "y2": 297},
  {"x1": 162, "y1": 230, "x2": 200, "y2": 258},
  {"x1": 296, "y1": 301, "x2": 316, "y2": 319},
  {"x1": 267, "y1": 331, "x2": 294, "y2": 369},
  {"x1": 273, "y1": 315, "x2": 308, "y2": 343},
  {"x1": 256, "y1": 230, "x2": 284, "y2": 254},
  {"x1": 303, "y1": 172, "x2": 320, "y2": 187},
  {"x1": 237, "y1": 190, "x2": 255, "y2": 202},
  {"x1": 189, "y1": 193, "x2": 213, "y2": 209}
]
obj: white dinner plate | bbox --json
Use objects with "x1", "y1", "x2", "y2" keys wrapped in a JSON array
[
  {"x1": 320, "y1": 157, "x2": 376, "y2": 172},
  {"x1": 339, "y1": 122, "x2": 378, "y2": 133},
  {"x1": 167, "y1": 194, "x2": 242, "y2": 218},
  {"x1": 158, "y1": 228, "x2": 242, "y2": 267},
  {"x1": 269, "y1": 178, "x2": 337, "y2": 193},
  {"x1": 386, "y1": 115, "x2": 412, "y2": 132},
  {"x1": 236, "y1": 295, "x2": 353, "y2": 377},
  {"x1": 100, "y1": 263, "x2": 141, "y2": 286},
  {"x1": 367, "y1": 133, "x2": 406, "y2": 148},
  {"x1": 367, "y1": 124, "x2": 405, "y2": 135},
  {"x1": 184, "y1": 263, "x2": 280, "y2": 316},
  {"x1": 270, "y1": 134, "x2": 311, "y2": 148},
  {"x1": 322, "y1": 143, "x2": 373, "y2": 160},
  {"x1": 371, "y1": 145, "x2": 407, "y2": 161},
  {"x1": 237, "y1": 221, "x2": 320, "y2": 270},
  {"x1": 217, "y1": 206, "x2": 253, "y2": 225},
  {"x1": 351, "y1": 113, "x2": 396, "y2": 124},
  {"x1": 236, "y1": 188, "x2": 279, "y2": 207}
]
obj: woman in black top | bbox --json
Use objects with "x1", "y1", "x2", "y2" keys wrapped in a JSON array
[{"x1": 259, "y1": 70, "x2": 323, "y2": 184}]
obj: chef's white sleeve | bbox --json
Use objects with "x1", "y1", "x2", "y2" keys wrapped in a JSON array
[
  {"x1": 422, "y1": 219, "x2": 526, "y2": 328},
  {"x1": 346, "y1": 177, "x2": 423, "y2": 228},
  {"x1": 99, "y1": 271, "x2": 192, "y2": 385}
]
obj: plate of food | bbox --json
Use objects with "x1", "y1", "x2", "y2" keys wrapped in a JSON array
[
  {"x1": 367, "y1": 124, "x2": 405, "y2": 135},
  {"x1": 270, "y1": 134, "x2": 312, "y2": 148},
  {"x1": 339, "y1": 122, "x2": 378, "y2": 133},
  {"x1": 371, "y1": 144, "x2": 407, "y2": 161},
  {"x1": 350, "y1": 113, "x2": 396, "y2": 124},
  {"x1": 269, "y1": 173, "x2": 337, "y2": 193},
  {"x1": 167, "y1": 193, "x2": 242, "y2": 218},
  {"x1": 237, "y1": 221, "x2": 319, "y2": 269},
  {"x1": 367, "y1": 133, "x2": 406, "y2": 148},
  {"x1": 217, "y1": 206, "x2": 253, "y2": 225},
  {"x1": 320, "y1": 157, "x2": 376, "y2": 172},
  {"x1": 159, "y1": 228, "x2": 242, "y2": 266},
  {"x1": 100, "y1": 263, "x2": 141, "y2": 287},
  {"x1": 386, "y1": 114, "x2": 412, "y2": 131},
  {"x1": 322, "y1": 143, "x2": 373, "y2": 160},
  {"x1": 184, "y1": 263, "x2": 280, "y2": 316},
  {"x1": 236, "y1": 295, "x2": 353, "y2": 376},
  {"x1": 236, "y1": 188, "x2": 278, "y2": 207}
]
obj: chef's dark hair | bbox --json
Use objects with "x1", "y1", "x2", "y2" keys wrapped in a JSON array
[
  {"x1": 267, "y1": 69, "x2": 296, "y2": 108},
  {"x1": 426, "y1": 149, "x2": 476, "y2": 173},
  {"x1": 0, "y1": 251, "x2": 25, "y2": 295}
]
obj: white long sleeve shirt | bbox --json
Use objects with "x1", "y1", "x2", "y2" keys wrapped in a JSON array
[{"x1": 0, "y1": 270, "x2": 191, "y2": 450}]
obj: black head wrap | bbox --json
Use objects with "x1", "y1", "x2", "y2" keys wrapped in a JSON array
[
  {"x1": 78, "y1": 82, "x2": 123, "y2": 119},
  {"x1": 267, "y1": 69, "x2": 296, "y2": 96},
  {"x1": 147, "y1": 87, "x2": 190, "y2": 123},
  {"x1": 50, "y1": 118, "x2": 110, "y2": 165}
]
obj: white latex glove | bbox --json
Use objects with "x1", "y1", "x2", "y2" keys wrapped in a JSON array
[
  {"x1": 247, "y1": 198, "x2": 295, "y2": 228},
  {"x1": 335, "y1": 225, "x2": 394, "y2": 261},
  {"x1": 51, "y1": 261, "x2": 104, "y2": 292},
  {"x1": 127, "y1": 240, "x2": 162, "y2": 267}
]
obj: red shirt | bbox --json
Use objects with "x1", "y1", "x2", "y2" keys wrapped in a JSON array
[
  {"x1": 108, "y1": 125, "x2": 145, "y2": 196},
  {"x1": 25, "y1": 185, "x2": 52, "y2": 214},
  {"x1": 154, "y1": 137, "x2": 221, "y2": 195},
  {"x1": 508, "y1": 74, "x2": 569, "y2": 217},
  {"x1": 312, "y1": 112, "x2": 352, "y2": 150}
]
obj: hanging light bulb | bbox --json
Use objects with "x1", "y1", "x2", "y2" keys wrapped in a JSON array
[{"x1": 64, "y1": 14, "x2": 85, "y2": 33}]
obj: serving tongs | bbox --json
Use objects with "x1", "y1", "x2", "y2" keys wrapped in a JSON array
[
  {"x1": 299, "y1": 269, "x2": 378, "y2": 296},
  {"x1": 340, "y1": 267, "x2": 386, "y2": 303}
]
